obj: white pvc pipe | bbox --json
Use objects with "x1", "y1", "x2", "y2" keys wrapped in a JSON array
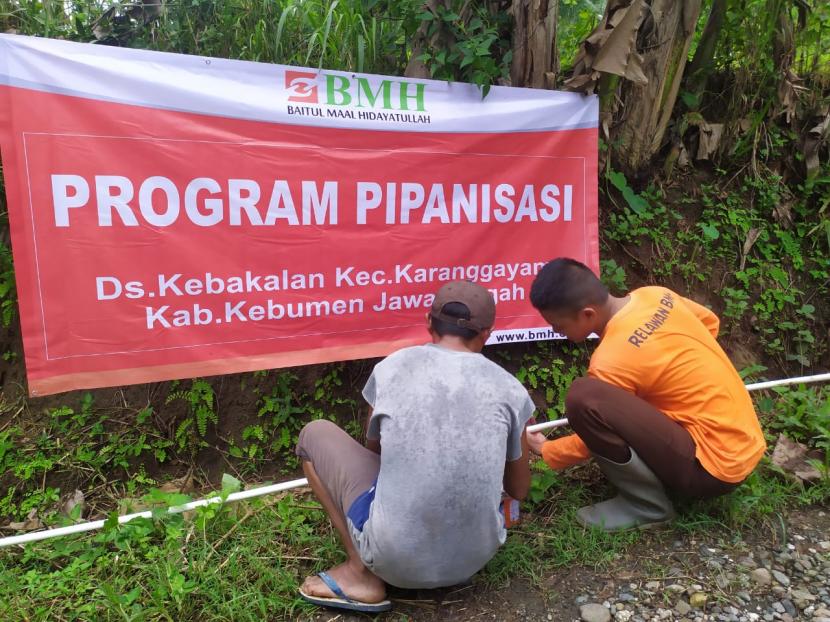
[
  {"x1": 0, "y1": 478, "x2": 309, "y2": 547},
  {"x1": 526, "y1": 417, "x2": 569, "y2": 433},
  {"x1": 527, "y1": 372, "x2": 830, "y2": 433},
  {"x1": 2, "y1": 372, "x2": 827, "y2": 548},
  {"x1": 744, "y1": 372, "x2": 830, "y2": 392}
]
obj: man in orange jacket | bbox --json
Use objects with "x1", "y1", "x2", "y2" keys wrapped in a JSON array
[{"x1": 526, "y1": 258, "x2": 766, "y2": 531}]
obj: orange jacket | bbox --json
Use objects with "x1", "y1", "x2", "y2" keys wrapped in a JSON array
[{"x1": 541, "y1": 287, "x2": 766, "y2": 483}]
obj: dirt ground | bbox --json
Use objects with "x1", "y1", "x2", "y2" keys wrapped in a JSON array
[{"x1": 304, "y1": 506, "x2": 830, "y2": 622}]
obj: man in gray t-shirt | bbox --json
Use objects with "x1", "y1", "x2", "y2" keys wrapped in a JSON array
[{"x1": 296, "y1": 281, "x2": 534, "y2": 613}]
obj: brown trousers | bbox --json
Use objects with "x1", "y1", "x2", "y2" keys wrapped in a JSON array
[
  {"x1": 566, "y1": 377, "x2": 739, "y2": 499},
  {"x1": 296, "y1": 419, "x2": 380, "y2": 516}
]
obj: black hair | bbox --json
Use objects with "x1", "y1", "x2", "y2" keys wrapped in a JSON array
[
  {"x1": 529, "y1": 258, "x2": 609, "y2": 313},
  {"x1": 430, "y1": 301, "x2": 480, "y2": 340}
]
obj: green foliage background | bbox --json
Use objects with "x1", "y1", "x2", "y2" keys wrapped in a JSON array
[{"x1": 0, "y1": 0, "x2": 829, "y2": 619}]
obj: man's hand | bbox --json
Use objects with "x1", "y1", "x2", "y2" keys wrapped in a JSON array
[{"x1": 526, "y1": 430, "x2": 547, "y2": 456}]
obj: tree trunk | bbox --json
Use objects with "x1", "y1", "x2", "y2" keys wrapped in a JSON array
[
  {"x1": 404, "y1": 0, "x2": 453, "y2": 79},
  {"x1": 685, "y1": 0, "x2": 727, "y2": 106},
  {"x1": 612, "y1": 0, "x2": 703, "y2": 177},
  {"x1": 509, "y1": 0, "x2": 559, "y2": 89},
  {"x1": 564, "y1": 0, "x2": 703, "y2": 177}
]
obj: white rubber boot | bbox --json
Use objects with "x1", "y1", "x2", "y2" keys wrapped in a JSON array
[{"x1": 577, "y1": 448, "x2": 676, "y2": 531}]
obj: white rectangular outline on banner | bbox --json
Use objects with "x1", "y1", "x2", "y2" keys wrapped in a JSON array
[{"x1": 21, "y1": 131, "x2": 589, "y2": 360}]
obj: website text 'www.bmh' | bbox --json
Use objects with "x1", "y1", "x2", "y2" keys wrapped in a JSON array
[{"x1": 490, "y1": 328, "x2": 563, "y2": 344}]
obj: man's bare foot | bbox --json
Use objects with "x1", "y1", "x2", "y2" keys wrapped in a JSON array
[{"x1": 301, "y1": 559, "x2": 386, "y2": 603}]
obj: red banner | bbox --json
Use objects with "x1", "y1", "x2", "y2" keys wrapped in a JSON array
[{"x1": 0, "y1": 35, "x2": 598, "y2": 396}]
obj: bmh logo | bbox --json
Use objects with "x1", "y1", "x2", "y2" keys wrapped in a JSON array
[
  {"x1": 284, "y1": 70, "x2": 427, "y2": 113},
  {"x1": 285, "y1": 71, "x2": 318, "y2": 103}
]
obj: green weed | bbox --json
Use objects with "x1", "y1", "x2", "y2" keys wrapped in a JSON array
[
  {"x1": 516, "y1": 347, "x2": 587, "y2": 420},
  {"x1": 0, "y1": 239, "x2": 14, "y2": 328},
  {"x1": 600, "y1": 258, "x2": 628, "y2": 294},
  {"x1": 756, "y1": 384, "x2": 830, "y2": 458},
  {"x1": 482, "y1": 472, "x2": 639, "y2": 587},
  {"x1": 674, "y1": 461, "x2": 803, "y2": 533},
  {"x1": 0, "y1": 486, "x2": 338, "y2": 621},
  {"x1": 415, "y1": 2, "x2": 512, "y2": 95},
  {"x1": 230, "y1": 370, "x2": 346, "y2": 471},
  {"x1": 167, "y1": 379, "x2": 218, "y2": 457},
  {"x1": 0, "y1": 395, "x2": 172, "y2": 523}
]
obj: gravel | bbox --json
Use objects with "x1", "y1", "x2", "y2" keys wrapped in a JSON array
[
  {"x1": 568, "y1": 510, "x2": 830, "y2": 622},
  {"x1": 308, "y1": 509, "x2": 830, "y2": 621}
]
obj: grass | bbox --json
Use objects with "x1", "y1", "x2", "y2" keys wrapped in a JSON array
[
  {"x1": 0, "y1": 492, "x2": 338, "y2": 621},
  {"x1": 0, "y1": 0, "x2": 418, "y2": 77},
  {"x1": 3, "y1": 424, "x2": 826, "y2": 621},
  {"x1": 1, "y1": 375, "x2": 827, "y2": 620},
  {"x1": 480, "y1": 472, "x2": 641, "y2": 587},
  {"x1": 0, "y1": 471, "x2": 641, "y2": 620}
]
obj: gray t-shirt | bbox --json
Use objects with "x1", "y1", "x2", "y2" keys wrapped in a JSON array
[{"x1": 350, "y1": 343, "x2": 534, "y2": 589}]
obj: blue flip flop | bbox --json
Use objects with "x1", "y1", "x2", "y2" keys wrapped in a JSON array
[{"x1": 299, "y1": 571, "x2": 392, "y2": 613}]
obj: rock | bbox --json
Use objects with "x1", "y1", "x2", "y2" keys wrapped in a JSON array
[
  {"x1": 676, "y1": 600, "x2": 692, "y2": 616},
  {"x1": 751, "y1": 568, "x2": 772, "y2": 585},
  {"x1": 771, "y1": 602, "x2": 785, "y2": 613},
  {"x1": 780, "y1": 599, "x2": 796, "y2": 616},
  {"x1": 577, "y1": 595, "x2": 591, "y2": 605},
  {"x1": 690, "y1": 592, "x2": 708, "y2": 608},
  {"x1": 645, "y1": 581, "x2": 661, "y2": 591},
  {"x1": 666, "y1": 584, "x2": 686, "y2": 593},
  {"x1": 580, "y1": 604, "x2": 611, "y2": 622},
  {"x1": 614, "y1": 611, "x2": 633, "y2": 622},
  {"x1": 790, "y1": 588, "x2": 816, "y2": 608},
  {"x1": 771, "y1": 570, "x2": 790, "y2": 586}
]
